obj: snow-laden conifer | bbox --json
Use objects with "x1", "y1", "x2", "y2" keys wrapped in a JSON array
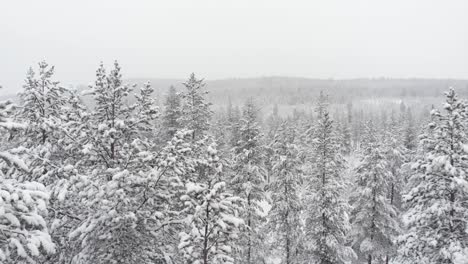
[
  {"x1": 399, "y1": 88, "x2": 468, "y2": 263},
  {"x1": 304, "y1": 92, "x2": 355, "y2": 264},
  {"x1": 350, "y1": 121, "x2": 400, "y2": 264},
  {"x1": 179, "y1": 143, "x2": 244, "y2": 264},
  {"x1": 267, "y1": 121, "x2": 304, "y2": 264}
]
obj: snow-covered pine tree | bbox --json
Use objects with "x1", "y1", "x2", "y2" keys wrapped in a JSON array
[
  {"x1": 74, "y1": 131, "x2": 200, "y2": 264},
  {"x1": 134, "y1": 81, "x2": 159, "y2": 131},
  {"x1": 399, "y1": 88, "x2": 468, "y2": 263},
  {"x1": 15, "y1": 62, "x2": 84, "y2": 263},
  {"x1": 87, "y1": 60, "x2": 135, "y2": 168},
  {"x1": 0, "y1": 93, "x2": 55, "y2": 263},
  {"x1": 178, "y1": 73, "x2": 213, "y2": 140},
  {"x1": 162, "y1": 85, "x2": 182, "y2": 141},
  {"x1": 231, "y1": 98, "x2": 267, "y2": 264},
  {"x1": 18, "y1": 61, "x2": 68, "y2": 146},
  {"x1": 267, "y1": 121, "x2": 303, "y2": 264},
  {"x1": 179, "y1": 143, "x2": 244, "y2": 264},
  {"x1": 304, "y1": 91, "x2": 355, "y2": 264},
  {"x1": 385, "y1": 112, "x2": 408, "y2": 211},
  {"x1": 17, "y1": 61, "x2": 72, "y2": 188},
  {"x1": 69, "y1": 62, "x2": 183, "y2": 263},
  {"x1": 350, "y1": 121, "x2": 400, "y2": 264},
  {"x1": 43, "y1": 87, "x2": 90, "y2": 264}
]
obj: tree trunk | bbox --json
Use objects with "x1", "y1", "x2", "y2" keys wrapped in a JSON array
[
  {"x1": 390, "y1": 183, "x2": 394, "y2": 205},
  {"x1": 247, "y1": 195, "x2": 252, "y2": 264},
  {"x1": 41, "y1": 128, "x2": 47, "y2": 144},
  {"x1": 203, "y1": 187, "x2": 211, "y2": 264}
]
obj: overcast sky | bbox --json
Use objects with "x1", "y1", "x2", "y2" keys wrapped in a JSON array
[{"x1": 1, "y1": 0, "x2": 468, "y2": 93}]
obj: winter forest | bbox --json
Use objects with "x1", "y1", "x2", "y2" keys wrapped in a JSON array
[{"x1": 1, "y1": 59, "x2": 468, "y2": 264}]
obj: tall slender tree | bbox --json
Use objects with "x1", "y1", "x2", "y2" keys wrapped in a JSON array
[
  {"x1": 162, "y1": 85, "x2": 181, "y2": 140},
  {"x1": 267, "y1": 121, "x2": 303, "y2": 264},
  {"x1": 351, "y1": 121, "x2": 400, "y2": 264},
  {"x1": 231, "y1": 98, "x2": 267, "y2": 264},
  {"x1": 304, "y1": 92, "x2": 355, "y2": 264}
]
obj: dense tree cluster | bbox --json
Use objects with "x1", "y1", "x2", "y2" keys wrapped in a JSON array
[{"x1": 1, "y1": 61, "x2": 467, "y2": 264}]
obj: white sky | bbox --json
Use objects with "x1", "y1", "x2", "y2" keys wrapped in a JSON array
[{"x1": 1, "y1": 0, "x2": 468, "y2": 93}]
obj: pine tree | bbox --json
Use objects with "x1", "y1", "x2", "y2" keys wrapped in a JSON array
[
  {"x1": 231, "y1": 98, "x2": 267, "y2": 264},
  {"x1": 179, "y1": 143, "x2": 244, "y2": 264},
  {"x1": 0, "y1": 93, "x2": 55, "y2": 263},
  {"x1": 18, "y1": 61, "x2": 68, "y2": 146},
  {"x1": 350, "y1": 121, "x2": 400, "y2": 264},
  {"x1": 304, "y1": 92, "x2": 355, "y2": 264},
  {"x1": 267, "y1": 121, "x2": 303, "y2": 264},
  {"x1": 162, "y1": 85, "x2": 181, "y2": 140},
  {"x1": 385, "y1": 112, "x2": 407, "y2": 211},
  {"x1": 178, "y1": 73, "x2": 212, "y2": 140},
  {"x1": 72, "y1": 131, "x2": 198, "y2": 264},
  {"x1": 134, "y1": 81, "x2": 159, "y2": 131},
  {"x1": 69, "y1": 62, "x2": 183, "y2": 263},
  {"x1": 399, "y1": 89, "x2": 468, "y2": 263},
  {"x1": 45, "y1": 87, "x2": 89, "y2": 264},
  {"x1": 87, "y1": 61, "x2": 134, "y2": 168},
  {"x1": 16, "y1": 62, "x2": 83, "y2": 263},
  {"x1": 17, "y1": 61, "x2": 71, "y2": 186}
]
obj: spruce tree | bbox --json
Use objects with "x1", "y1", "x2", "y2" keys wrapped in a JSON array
[
  {"x1": 69, "y1": 62, "x2": 182, "y2": 263},
  {"x1": 304, "y1": 92, "x2": 355, "y2": 264},
  {"x1": 17, "y1": 61, "x2": 71, "y2": 187},
  {"x1": 16, "y1": 62, "x2": 84, "y2": 263},
  {"x1": 18, "y1": 61, "x2": 68, "y2": 146},
  {"x1": 267, "y1": 121, "x2": 303, "y2": 264},
  {"x1": 231, "y1": 98, "x2": 267, "y2": 264},
  {"x1": 385, "y1": 112, "x2": 407, "y2": 211},
  {"x1": 0, "y1": 93, "x2": 55, "y2": 263},
  {"x1": 178, "y1": 73, "x2": 212, "y2": 140},
  {"x1": 162, "y1": 85, "x2": 181, "y2": 140},
  {"x1": 178, "y1": 143, "x2": 244, "y2": 264},
  {"x1": 350, "y1": 121, "x2": 400, "y2": 264},
  {"x1": 399, "y1": 89, "x2": 468, "y2": 263}
]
